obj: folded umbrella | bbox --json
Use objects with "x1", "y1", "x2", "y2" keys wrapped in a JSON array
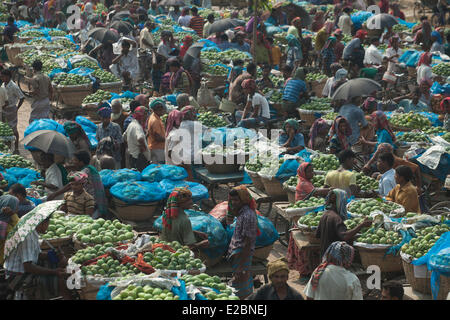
[
  {"x1": 109, "y1": 20, "x2": 134, "y2": 35},
  {"x1": 331, "y1": 79, "x2": 381, "y2": 101},
  {"x1": 208, "y1": 19, "x2": 246, "y2": 36},
  {"x1": 87, "y1": 27, "x2": 120, "y2": 44},
  {"x1": 159, "y1": 0, "x2": 185, "y2": 6},
  {"x1": 366, "y1": 14, "x2": 398, "y2": 30},
  {"x1": 22, "y1": 130, "x2": 76, "y2": 158}
]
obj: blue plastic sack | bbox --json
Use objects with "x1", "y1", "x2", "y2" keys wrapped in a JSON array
[
  {"x1": 418, "y1": 111, "x2": 444, "y2": 127},
  {"x1": 399, "y1": 50, "x2": 415, "y2": 63},
  {"x1": 6, "y1": 168, "x2": 40, "y2": 188},
  {"x1": 351, "y1": 11, "x2": 374, "y2": 31},
  {"x1": 275, "y1": 158, "x2": 300, "y2": 182},
  {"x1": 1, "y1": 172, "x2": 17, "y2": 189},
  {"x1": 226, "y1": 215, "x2": 279, "y2": 247},
  {"x1": 297, "y1": 149, "x2": 312, "y2": 162},
  {"x1": 100, "y1": 169, "x2": 142, "y2": 188},
  {"x1": 240, "y1": 170, "x2": 252, "y2": 185},
  {"x1": 48, "y1": 69, "x2": 67, "y2": 79},
  {"x1": 429, "y1": 246, "x2": 450, "y2": 300},
  {"x1": 198, "y1": 39, "x2": 220, "y2": 50},
  {"x1": 431, "y1": 81, "x2": 450, "y2": 96},
  {"x1": 99, "y1": 169, "x2": 115, "y2": 188},
  {"x1": 158, "y1": 179, "x2": 209, "y2": 201},
  {"x1": 164, "y1": 94, "x2": 178, "y2": 106},
  {"x1": 266, "y1": 26, "x2": 282, "y2": 36},
  {"x1": 172, "y1": 279, "x2": 189, "y2": 300},
  {"x1": 24, "y1": 119, "x2": 67, "y2": 151},
  {"x1": 406, "y1": 51, "x2": 423, "y2": 67},
  {"x1": 75, "y1": 116, "x2": 97, "y2": 134},
  {"x1": 27, "y1": 196, "x2": 42, "y2": 206},
  {"x1": 141, "y1": 164, "x2": 188, "y2": 182},
  {"x1": 96, "y1": 283, "x2": 113, "y2": 300},
  {"x1": 68, "y1": 67, "x2": 94, "y2": 77},
  {"x1": 398, "y1": 18, "x2": 416, "y2": 29},
  {"x1": 110, "y1": 181, "x2": 166, "y2": 203}
]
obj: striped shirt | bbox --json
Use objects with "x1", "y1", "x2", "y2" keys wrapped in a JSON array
[
  {"x1": 64, "y1": 190, "x2": 95, "y2": 216},
  {"x1": 4, "y1": 230, "x2": 41, "y2": 275},
  {"x1": 282, "y1": 79, "x2": 306, "y2": 103},
  {"x1": 189, "y1": 15, "x2": 204, "y2": 37}
]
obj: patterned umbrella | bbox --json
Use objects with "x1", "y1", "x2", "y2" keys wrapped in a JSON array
[{"x1": 4, "y1": 201, "x2": 64, "y2": 259}]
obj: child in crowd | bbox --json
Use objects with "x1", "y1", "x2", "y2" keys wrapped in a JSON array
[
  {"x1": 8, "y1": 183, "x2": 35, "y2": 217},
  {"x1": 61, "y1": 172, "x2": 95, "y2": 216}
]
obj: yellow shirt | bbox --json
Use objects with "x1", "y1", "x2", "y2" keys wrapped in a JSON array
[
  {"x1": 0, "y1": 214, "x2": 19, "y2": 265},
  {"x1": 325, "y1": 169, "x2": 357, "y2": 196},
  {"x1": 386, "y1": 181, "x2": 421, "y2": 214},
  {"x1": 271, "y1": 46, "x2": 282, "y2": 66},
  {"x1": 315, "y1": 29, "x2": 328, "y2": 52}
]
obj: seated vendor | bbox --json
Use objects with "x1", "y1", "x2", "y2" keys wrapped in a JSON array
[
  {"x1": 394, "y1": 88, "x2": 430, "y2": 113},
  {"x1": 60, "y1": 172, "x2": 95, "y2": 216},
  {"x1": 295, "y1": 162, "x2": 331, "y2": 201},
  {"x1": 386, "y1": 165, "x2": 421, "y2": 214},
  {"x1": 279, "y1": 119, "x2": 305, "y2": 155},
  {"x1": 160, "y1": 187, "x2": 209, "y2": 250}
]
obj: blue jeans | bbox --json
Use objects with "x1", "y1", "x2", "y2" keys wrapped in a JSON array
[{"x1": 235, "y1": 111, "x2": 268, "y2": 128}]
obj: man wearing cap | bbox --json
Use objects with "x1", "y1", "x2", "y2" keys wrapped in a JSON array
[{"x1": 247, "y1": 259, "x2": 304, "y2": 300}]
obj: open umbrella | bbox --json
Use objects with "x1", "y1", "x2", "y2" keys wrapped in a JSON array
[
  {"x1": 109, "y1": 20, "x2": 134, "y2": 35},
  {"x1": 183, "y1": 42, "x2": 205, "y2": 69},
  {"x1": 112, "y1": 10, "x2": 131, "y2": 21},
  {"x1": 4, "y1": 201, "x2": 64, "y2": 259},
  {"x1": 208, "y1": 19, "x2": 246, "y2": 36},
  {"x1": 22, "y1": 130, "x2": 76, "y2": 158},
  {"x1": 262, "y1": 2, "x2": 311, "y2": 28},
  {"x1": 366, "y1": 14, "x2": 398, "y2": 30},
  {"x1": 159, "y1": 0, "x2": 185, "y2": 6},
  {"x1": 331, "y1": 79, "x2": 381, "y2": 101},
  {"x1": 87, "y1": 27, "x2": 120, "y2": 44}
]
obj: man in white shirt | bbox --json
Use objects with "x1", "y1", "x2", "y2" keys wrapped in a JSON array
[
  {"x1": 123, "y1": 107, "x2": 151, "y2": 171},
  {"x1": 322, "y1": 63, "x2": 343, "y2": 98},
  {"x1": 111, "y1": 38, "x2": 140, "y2": 88},
  {"x1": 364, "y1": 38, "x2": 384, "y2": 67},
  {"x1": 376, "y1": 152, "x2": 397, "y2": 197},
  {"x1": 139, "y1": 21, "x2": 155, "y2": 50},
  {"x1": 237, "y1": 79, "x2": 270, "y2": 129},
  {"x1": 0, "y1": 85, "x2": 8, "y2": 122},
  {"x1": 338, "y1": 7, "x2": 353, "y2": 36},
  {"x1": 382, "y1": 36, "x2": 402, "y2": 86}
]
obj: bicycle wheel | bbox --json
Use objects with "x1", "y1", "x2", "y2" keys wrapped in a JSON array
[{"x1": 17, "y1": 71, "x2": 32, "y2": 97}]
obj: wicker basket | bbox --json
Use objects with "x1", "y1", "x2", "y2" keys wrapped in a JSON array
[
  {"x1": 245, "y1": 168, "x2": 265, "y2": 191},
  {"x1": 253, "y1": 244, "x2": 273, "y2": 261},
  {"x1": 401, "y1": 253, "x2": 431, "y2": 294},
  {"x1": 99, "y1": 82, "x2": 122, "y2": 93},
  {"x1": 435, "y1": 274, "x2": 450, "y2": 300},
  {"x1": 298, "y1": 108, "x2": 333, "y2": 127},
  {"x1": 112, "y1": 198, "x2": 163, "y2": 222},
  {"x1": 297, "y1": 225, "x2": 320, "y2": 244},
  {"x1": 355, "y1": 244, "x2": 403, "y2": 273},
  {"x1": 310, "y1": 79, "x2": 327, "y2": 97},
  {"x1": 56, "y1": 84, "x2": 93, "y2": 107},
  {"x1": 282, "y1": 183, "x2": 296, "y2": 204},
  {"x1": 260, "y1": 176, "x2": 287, "y2": 201},
  {"x1": 82, "y1": 103, "x2": 101, "y2": 121}
]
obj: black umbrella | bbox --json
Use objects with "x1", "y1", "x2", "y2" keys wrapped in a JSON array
[
  {"x1": 109, "y1": 20, "x2": 134, "y2": 35},
  {"x1": 112, "y1": 10, "x2": 131, "y2": 22},
  {"x1": 22, "y1": 130, "x2": 76, "y2": 158},
  {"x1": 87, "y1": 27, "x2": 120, "y2": 44},
  {"x1": 183, "y1": 42, "x2": 204, "y2": 68},
  {"x1": 208, "y1": 19, "x2": 246, "y2": 36},
  {"x1": 331, "y1": 79, "x2": 381, "y2": 101},
  {"x1": 159, "y1": 0, "x2": 185, "y2": 6},
  {"x1": 262, "y1": 2, "x2": 311, "y2": 28},
  {"x1": 366, "y1": 14, "x2": 398, "y2": 30}
]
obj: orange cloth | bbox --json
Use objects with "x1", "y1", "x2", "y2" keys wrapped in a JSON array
[
  {"x1": 147, "y1": 112, "x2": 165, "y2": 150},
  {"x1": 271, "y1": 46, "x2": 282, "y2": 66},
  {"x1": 386, "y1": 181, "x2": 421, "y2": 214}
]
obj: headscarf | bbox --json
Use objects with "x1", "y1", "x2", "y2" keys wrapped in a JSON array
[
  {"x1": 133, "y1": 106, "x2": 148, "y2": 127},
  {"x1": 283, "y1": 119, "x2": 299, "y2": 133},
  {"x1": 162, "y1": 187, "x2": 192, "y2": 230},
  {"x1": 328, "y1": 116, "x2": 352, "y2": 150},
  {"x1": 291, "y1": 17, "x2": 301, "y2": 25},
  {"x1": 418, "y1": 52, "x2": 432, "y2": 66},
  {"x1": 241, "y1": 79, "x2": 256, "y2": 91},
  {"x1": 149, "y1": 98, "x2": 166, "y2": 110},
  {"x1": 267, "y1": 258, "x2": 289, "y2": 279},
  {"x1": 333, "y1": 29, "x2": 342, "y2": 37},
  {"x1": 355, "y1": 29, "x2": 367, "y2": 40},
  {"x1": 293, "y1": 67, "x2": 306, "y2": 81},
  {"x1": 334, "y1": 68, "x2": 347, "y2": 81},
  {"x1": 135, "y1": 94, "x2": 148, "y2": 107},
  {"x1": 310, "y1": 241, "x2": 355, "y2": 290},
  {"x1": 322, "y1": 36, "x2": 336, "y2": 50},
  {"x1": 431, "y1": 30, "x2": 442, "y2": 44},
  {"x1": 295, "y1": 162, "x2": 314, "y2": 201},
  {"x1": 165, "y1": 110, "x2": 183, "y2": 137},
  {"x1": 181, "y1": 105, "x2": 195, "y2": 119},
  {"x1": 227, "y1": 185, "x2": 256, "y2": 214},
  {"x1": 309, "y1": 118, "x2": 329, "y2": 149},
  {"x1": 0, "y1": 195, "x2": 19, "y2": 223},
  {"x1": 362, "y1": 97, "x2": 377, "y2": 113},
  {"x1": 325, "y1": 189, "x2": 348, "y2": 221},
  {"x1": 286, "y1": 34, "x2": 301, "y2": 51},
  {"x1": 440, "y1": 97, "x2": 450, "y2": 112},
  {"x1": 98, "y1": 107, "x2": 112, "y2": 119},
  {"x1": 371, "y1": 111, "x2": 396, "y2": 141},
  {"x1": 63, "y1": 121, "x2": 91, "y2": 148},
  {"x1": 68, "y1": 171, "x2": 88, "y2": 184},
  {"x1": 179, "y1": 35, "x2": 193, "y2": 57}
]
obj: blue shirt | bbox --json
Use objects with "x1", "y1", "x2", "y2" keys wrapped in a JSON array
[
  {"x1": 379, "y1": 168, "x2": 396, "y2": 196},
  {"x1": 376, "y1": 129, "x2": 396, "y2": 150},
  {"x1": 282, "y1": 79, "x2": 306, "y2": 103},
  {"x1": 398, "y1": 99, "x2": 429, "y2": 113},
  {"x1": 279, "y1": 132, "x2": 305, "y2": 149},
  {"x1": 231, "y1": 42, "x2": 251, "y2": 53},
  {"x1": 339, "y1": 104, "x2": 367, "y2": 145}
]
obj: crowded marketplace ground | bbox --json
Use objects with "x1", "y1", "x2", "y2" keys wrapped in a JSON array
[{"x1": 0, "y1": 0, "x2": 449, "y2": 302}]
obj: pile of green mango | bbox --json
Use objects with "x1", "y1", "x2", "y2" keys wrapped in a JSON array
[
  {"x1": 300, "y1": 98, "x2": 333, "y2": 111},
  {"x1": 401, "y1": 225, "x2": 450, "y2": 259},
  {"x1": 288, "y1": 197, "x2": 325, "y2": 209},
  {"x1": 53, "y1": 73, "x2": 91, "y2": 86},
  {"x1": 297, "y1": 211, "x2": 324, "y2": 227},
  {"x1": 442, "y1": 132, "x2": 450, "y2": 143},
  {"x1": 0, "y1": 122, "x2": 14, "y2": 137},
  {"x1": 92, "y1": 69, "x2": 121, "y2": 83},
  {"x1": 53, "y1": 38, "x2": 76, "y2": 49},
  {"x1": 305, "y1": 73, "x2": 327, "y2": 82},
  {"x1": 323, "y1": 112, "x2": 338, "y2": 121},
  {"x1": 28, "y1": 38, "x2": 50, "y2": 45},
  {"x1": 113, "y1": 284, "x2": 179, "y2": 300},
  {"x1": 356, "y1": 173, "x2": 378, "y2": 191},
  {"x1": 245, "y1": 159, "x2": 263, "y2": 172},
  {"x1": 72, "y1": 59, "x2": 100, "y2": 70},
  {"x1": 423, "y1": 127, "x2": 446, "y2": 135},
  {"x1": 348, "y1": 199, "x2": 402, "y2": 216},
  {"x1": 397, "y1": 132, "x2": 428, "y2": 143},
  {"x1": 312, "y1": 175, "x2": 325, "y2": 187},
  {"x1": 357, "y1": 228, "x2": 403, "y2": 245},
  {"x1": 311, "y1": 154, "x2": 339, "y2": 171},
  {"x1": 20, "y1": 30, "x2": 44, "y2": 38},
  {"x1": 41, "y1": 212, "x2": 94, "y2": 240},
  {"x1": 203, "y1": 65, "x2": 229, "y2": 76},
  {"x1": 48, "y1": 30, "x2": 67, "y2": 37},
  {"x1": 0, "y1": 141, "x2": 9, "y2": 153},
  {"x1": 0, "y1": 154, "x2": 34, "y2": 169},
  {"x1": 82, "y1": 256, "x2": 141, "y2": 278},
  {"x1": 285, "y1": 176, "x2": 297, "y2": 187},
  {"x1": 198, "y1": 111, "x2": 227, "y2": 128},
  {"x1": 432, "y1": 62, "x2": 450, "y2": 77},
  {"x1": 269, "y1": 90, "x2": 283, "y2": 103},
  {"x1": 70, "y1": 243, "x2": 114, "y2": 265},
  {"x1": 389, "y1": 112, "x2": 431, "y2": 129},
  {"x1": 344, "y1": 216, "x2": 370, "y2": 232},
  {"x1": 82, "y1": 90, "x2": 112, "y2": 104},
  {"x1": 180, "y1": 274, "x2": 239, "y2": 300},
  {"x1": 392, "y1": 24, "x2": 410, "y2": 32}
]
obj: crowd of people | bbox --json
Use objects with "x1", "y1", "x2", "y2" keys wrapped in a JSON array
[{"x1": 0, "y1": 0, "x2": 448, "y2": 301}]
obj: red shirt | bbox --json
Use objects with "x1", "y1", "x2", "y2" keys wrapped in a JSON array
[{"x1": 189, "y1": 15, "x2": 204, "y2": 38}]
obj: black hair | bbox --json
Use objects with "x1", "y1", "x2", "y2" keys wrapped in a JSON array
[
  {"x1": 338, "y1": 149, "x2": 355, "y2": 164},
  {"x1": 420, "y1": 16, "x2": 427, "y2": 21},
  {"x1": 7, "y1": 16, "x2": 14, "y2": 24},
  {"x1": 262, "y1": 63, "x2": 271, "y2": 71},
  {"x1": 129, "y1": 100, "x2": 140, "y2": 113},
  {"x1": 283, "y1": 64, "x2": 293, "y2": 73},
  {"x1": 233, "y1": 59, "x2": 244, "y2": 66},
  {"x1": 379, "y1": 152, "x2": 394, "y2": 168},
  {"x1": 1, "y1": 69, "x2": 12, "y2": 78},
  {"x1": 382, "y1": 280, "x2": 404, "y2": 300},
  {"x1": 191, "y1": 7, "x2": 198, "y2": 14},
  {"x1": 395, "y1": 165, "x2": 413, "y2": 182},
  {"x1": 266, "y1": 37, "x2": 274, "y2": 44},
  {"x1": 41, "y1": 153, "x2": 54, "y2": 163},
  {"x1": 343, "y1": 7, "x2": 352, "y2": 13},
  {"x1": 122, "y1": 41, "x2": 131, "y2": 48},
  {"x1": 229, "y1": 189, "x2": 239, "y2": 197},
  {"x1": 246, "y1": 63, "x2": 257, "y2": 74},
  {"x1": 74, "y1": 151, "x2": 91, "y2": 166},
  {"x1": 168, "y1": 59, "x2": 181, "y2": 68},
  {"x1": 10, "y1": 183, "x2": 27, "y2": 197},
  {"x1": 207, "y1": 14, "x2": 215, "y2": 21},
  {"x1": 32, "y1": 60, "x2": 43, "y2": 71},
  {"x1": 370, "y1": 37, "x2": 379, "y2": 44}
]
